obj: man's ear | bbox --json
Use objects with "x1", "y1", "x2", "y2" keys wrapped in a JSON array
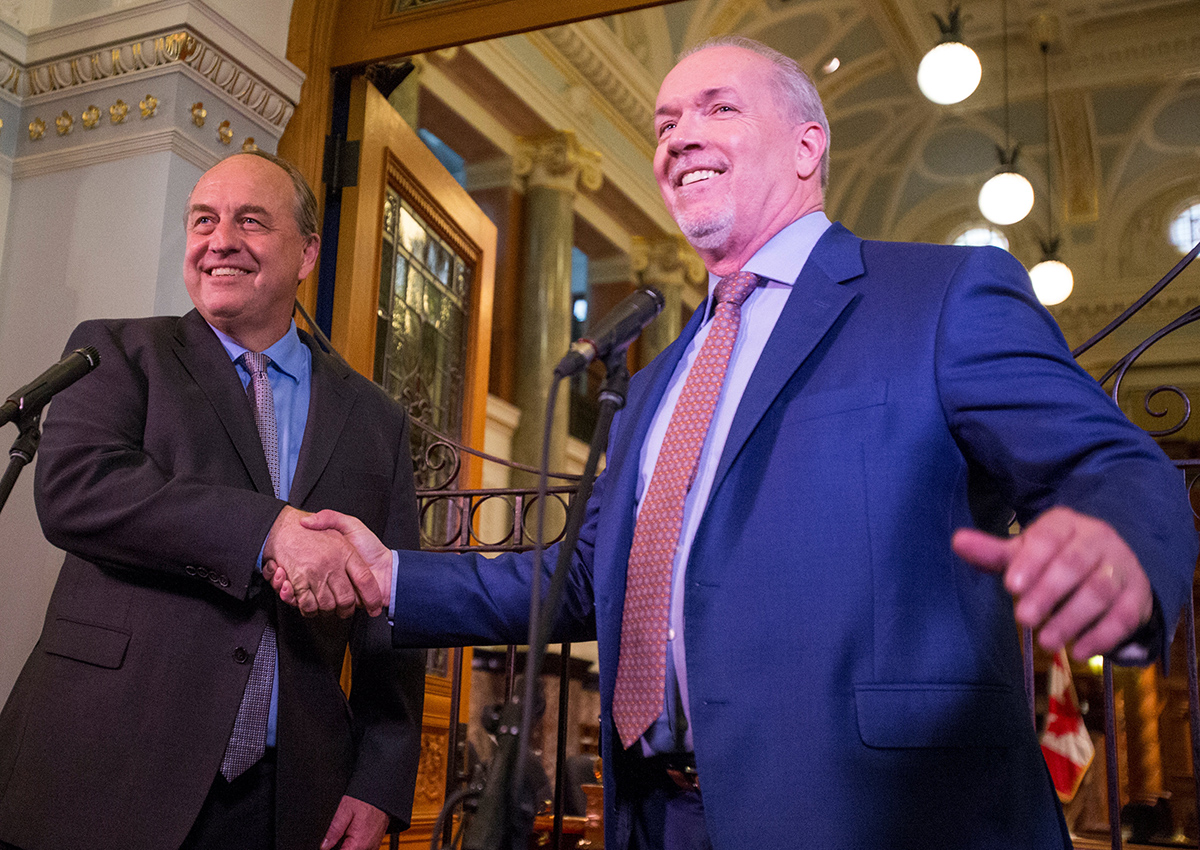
[
  {"x1": 794, "y1": 121, "x2": 826, "y2": 181},
  {"x1": 299, "y1": 234, "x2": 321, "y2": 280}
]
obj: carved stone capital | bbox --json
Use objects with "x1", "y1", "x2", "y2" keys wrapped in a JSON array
[
  {"x1": 513, "y1": 130, "x2": 603, "y2": 194},
  {"x1": 631, "y1": 234, "x2": 707, "y2": 288}
]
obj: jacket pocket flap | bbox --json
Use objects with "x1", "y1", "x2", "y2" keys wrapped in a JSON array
[
  {"x1": 855, "y1": 682, "x2": 1027, "y2": 749},
  {"x1": 43, "y1": 618, "x2": 130, "y2": 669}
]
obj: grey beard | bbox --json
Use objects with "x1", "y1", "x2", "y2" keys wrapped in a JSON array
[{"x1": 677, "y1": 206, "x2": 734, "y2": 251}]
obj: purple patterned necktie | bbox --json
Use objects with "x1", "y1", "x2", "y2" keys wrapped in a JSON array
[
  {"x1": 612, "y1": 270, "x2": 761, "y2": 748},
  {"x1": 220, "y1": 351, "x2": 279, "y2": 781}
]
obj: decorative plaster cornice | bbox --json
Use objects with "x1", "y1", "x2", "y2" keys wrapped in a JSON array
[
  {"x1": 539, "y1": 21, "x2": 657, "y2": 146},
  {"x1": 0, "y1": 27, "x2": 294, "y2": 127},
  {"x1": 10, "y1": 0, "x2": 303, "y2": 100}
]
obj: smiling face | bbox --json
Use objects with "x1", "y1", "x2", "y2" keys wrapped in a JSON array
[
  {"x1": 654, "y1": 45, "x2": 826, "y2": 274},
  {"x1": 183, "y1": 154, "x2": 319, "y2": 351}
]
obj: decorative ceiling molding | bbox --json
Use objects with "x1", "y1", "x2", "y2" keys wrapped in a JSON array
[
  {"x1": 539, "y1": 19, "x2": 657, "y2": 146},
  {"x1": 0, "y1": 28, "x2": 294, "y2": 127}
]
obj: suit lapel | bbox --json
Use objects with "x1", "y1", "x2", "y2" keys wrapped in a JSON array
[
  {"x1": 172, "y1": 310, "x2": 277, "y2": 496},
  {"x1": 710, "y1": 223, "x2": 865, "y2": 494},
  {"x1": 288, "y1": 332, "x2": 355, "y2": 507}
]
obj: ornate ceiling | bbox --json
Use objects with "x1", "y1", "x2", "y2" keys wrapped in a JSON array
[{"x1": 416, "y1": 0, "x2": 1198, "y2": 357}]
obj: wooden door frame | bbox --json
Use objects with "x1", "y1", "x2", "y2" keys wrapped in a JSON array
[{"x1": 280, "y1": 0, "x2": 673, "y2": 315}]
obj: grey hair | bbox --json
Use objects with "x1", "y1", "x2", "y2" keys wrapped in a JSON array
[
  {"x1": 186, "y1": 150, "x2": 320, "y2": 239},
  {"x1": 680, "y1": 36, "x2": 830, "y2": 189}
]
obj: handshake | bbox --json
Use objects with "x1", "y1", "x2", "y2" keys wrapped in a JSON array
[{"x1": 262, "y1": 506, "x2": 394, "y2": 618}]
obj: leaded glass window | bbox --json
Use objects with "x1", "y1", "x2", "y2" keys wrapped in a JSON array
[{"x1": 376, "y1": 186, "x2": 472, "y2": 490}]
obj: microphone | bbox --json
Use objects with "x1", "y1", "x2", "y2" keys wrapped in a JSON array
[
  {"x1": 0, "y1": 347, "x2": 101, "y2": 427},
  {"x1": 554, "y1": 286, "x2": 665, "y2": 378}
]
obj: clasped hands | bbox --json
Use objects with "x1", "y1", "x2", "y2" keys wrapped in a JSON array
[
  {"x1": 262, "y1": 506, "x2": 390, "y2": 618},
  {"x1": 267, "y1": 504, "x2": 1154, "y2": 659}
]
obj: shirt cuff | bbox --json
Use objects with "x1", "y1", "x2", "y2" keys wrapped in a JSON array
[
  {"x1": 388, "y1": 549, "x2": 399, "y2": 625},
  {"x1": 1108, "y1": 596, "x2": 1163, "y2": 666}
]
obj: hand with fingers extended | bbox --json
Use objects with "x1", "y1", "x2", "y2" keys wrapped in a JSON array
[
  {"x1": 265, "y1": 509, "x2": 394, "y2": 615},
  {"x1": 952, "y1": 505, "x2": 1154, "y2": 660},
  {"x1": 262, "y1": 506, "x2": 383, "y2": 618}
]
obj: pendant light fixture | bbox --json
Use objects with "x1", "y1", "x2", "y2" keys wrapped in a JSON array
[
  {"x1": 978, "y1": 0, "x2": 1034, "y2": 225},
  {"x1": 1029, "y1": 39, "x2": 1073, "y2": 305},
  {"x1": 918, "y1": 5, "x2": 982, "y2": 105}
]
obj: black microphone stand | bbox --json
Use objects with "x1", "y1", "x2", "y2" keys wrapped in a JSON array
[
  {"x1": 456, "y1": 349, "x2": 630, "y2": 850},
  {"x1": 0, "y1": 407, "x2": 42, "y2": 516}
]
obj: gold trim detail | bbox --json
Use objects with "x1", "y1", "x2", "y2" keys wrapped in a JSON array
[
  {"x1": 55, "y1": 110, "x2": 73, "y2": 135},
  {"x1": 9, "y1": 30, "x2": 294, "y2": 128},
  {"x1": 218, "y1": 120, "x2": 232, "y2": 145},
  {"x1": 82, "y1": 105, "x2": 100, "y2": 129},
  {"x1": 139, "y1": 95, "x2": 157, "y2": 118},
  {"x1": 110, "y1": 100, "x2": 129, "y2": 124},
  {"x1": 241, "y1": 137, "x2": 258, "y2": 152},
  {"x1": 28, "y1": 117, "x2": 44, "y2": 140},
  {"x1": 191, "y1": 102, "x2": 206, "y2": 127},
  {"x1": 415, "y1": 730, "x2": 448, "y2": 807}
]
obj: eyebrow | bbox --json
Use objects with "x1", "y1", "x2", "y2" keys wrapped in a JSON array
[
  {"x1": 187, "y1": 203, "x2": 274, "y2": 220},
  {"x1": 655, "y1": 86, "x2": 741, "y2": 118}
]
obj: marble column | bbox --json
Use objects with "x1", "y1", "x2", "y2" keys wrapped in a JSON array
[
  {"x1": 632, "y1": 235, "x2": 707, "y2": 362},
  {"x1": 510, "y1": 131, "x2": 602, "y2": 484}
]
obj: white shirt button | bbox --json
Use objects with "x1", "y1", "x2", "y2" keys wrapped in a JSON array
[{"x1": 668, "y1": 628, "x2": 676, "y2": 641}]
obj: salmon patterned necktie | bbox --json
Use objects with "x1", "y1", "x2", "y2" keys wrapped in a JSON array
[{"x1": 612, "y1": 270, "x2": 761, "y2": 748}]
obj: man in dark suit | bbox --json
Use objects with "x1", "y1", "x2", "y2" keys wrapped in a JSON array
[
  {"x1": 0, "y1": 151, "x2": 425, "y2": 850},
  {"x1": 276, "y1": 39, "x2": 1197, "y2": 849}
]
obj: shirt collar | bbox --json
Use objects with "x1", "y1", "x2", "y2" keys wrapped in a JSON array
[
  {"x1": 209, "y1": 320, "x2": 305, "y2": 383},
  {"x1": 705, "y1": 210, "x2": 833, "y2": 297}
]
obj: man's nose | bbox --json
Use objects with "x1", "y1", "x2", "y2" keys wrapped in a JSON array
[
  {"x1": 666, "y1": 114, "x2": 704, "y2": 154},
  {"x1": 207, "y1": 220, "x2": 240, "y2": 252}
]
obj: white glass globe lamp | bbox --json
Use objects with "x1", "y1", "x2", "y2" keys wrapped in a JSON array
[
  {"x1": 1029, "y1": 258, "x2": 1073, "y2": 305},
  {"x1": 918, "y1": 41, "x2": 982, "y2": 105},
  {"x1": 979, "y1": 170, "x2": 1034, "y2": 225}
]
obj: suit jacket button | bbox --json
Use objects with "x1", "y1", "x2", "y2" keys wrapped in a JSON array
[
  {"x1": 233, "y1": 647, "x2": 249, "y2": 664},
  {"x1": 219, "y1": 576, "x2": 230, "y2": 587},
  {"x1": 185, "y1": 565, "x2": 196, "y2": 576}
]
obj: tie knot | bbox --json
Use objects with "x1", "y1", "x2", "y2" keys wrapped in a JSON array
[
  {"x1": 714, "y1": 271, "x2": 760, "y2": 309},
  {"x1": 239, "y1": 351, "x2": 271, "y2": 377}
]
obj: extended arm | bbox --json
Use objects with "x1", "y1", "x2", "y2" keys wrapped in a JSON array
[{"x1": 938, "y1": 247, "x2": 1196, "y2": 660}]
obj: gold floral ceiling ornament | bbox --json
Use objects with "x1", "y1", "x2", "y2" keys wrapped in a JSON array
[
  {"x1": 217, "y1": 120, "x2": 232, "y2": 145},
  {"x1": 139, "y1": 94, "x2": 157, "y2": 119},
  {"x1": 28, "y1": 117, "x2": 45, "y2": 140},
  {"x1": 55, "y1": 110, "x2": 73, "y2": 135},
  {"x1": 241, "y1": 137, "x2": 258, "y2": 152},
  {"x1": 82, "y1": 105, "x2": 100, "y2": 129},
  {"x1": 191, "y1": 102, "x2": 206, "y2": 127},
  {"x1": 110, "y1": 100, "x2": 128, "y2": 124}
]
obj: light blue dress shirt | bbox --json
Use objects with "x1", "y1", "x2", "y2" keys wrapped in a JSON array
[
  {"x1": 212, "y1": 320, "x2": 312, "y2": 749},
  {"x1": 637, "y1": 211, "x2": 833, "y2": 753}
]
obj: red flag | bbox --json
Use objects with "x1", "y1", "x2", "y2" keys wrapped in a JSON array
[{"x1": 1040, "y1": 648, "x2": 1095, "y2": 802}]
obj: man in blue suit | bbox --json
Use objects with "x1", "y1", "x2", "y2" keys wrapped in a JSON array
[{"x1": 275, "y1": 37, "x2": 1197, "y2": 849}]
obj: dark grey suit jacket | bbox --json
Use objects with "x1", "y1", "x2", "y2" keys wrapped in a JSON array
[{"x1": 0, "y1": 309, "x2": 425, "y2": 850}]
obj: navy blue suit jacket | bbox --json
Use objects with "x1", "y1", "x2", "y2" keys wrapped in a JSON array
[{"x1": 390, "y1": 225, "x2": 1197, "y2": 849}]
